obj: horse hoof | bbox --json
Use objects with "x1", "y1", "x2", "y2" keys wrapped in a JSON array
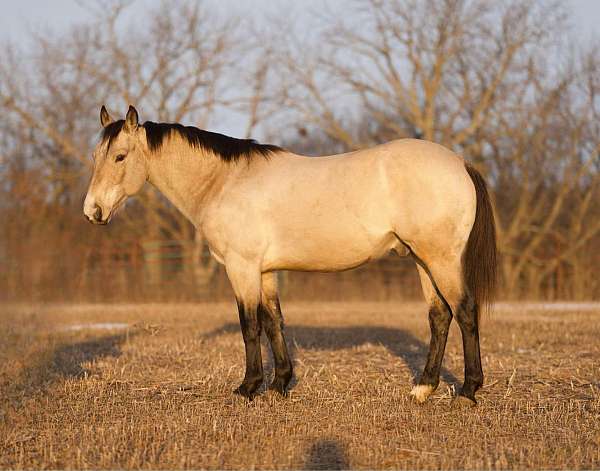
[
  {"x1": 452, "y1": 394, "x2": 478, "y2": 408},
  {"x1": 268, "y1": 380, "x2": 289, "y2": 397},
  {"x1": 410, "y1": 384, "x2": 434, "y2": 403},
  {"x1": 233, "y1": 383, "x2": 259, "y2": 400}
]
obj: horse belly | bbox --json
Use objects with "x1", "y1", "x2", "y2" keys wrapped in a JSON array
[{"x1": 263, "y1": 225, "x2": 398, "y2": 272}]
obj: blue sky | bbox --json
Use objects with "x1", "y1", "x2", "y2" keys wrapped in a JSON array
[
  {"x1": 1, "y1": 0, "x2": 598, "y2": 137},
  {"x1": 2, "y1": 0, "x2": 599, "y2": 42},
  {"x1": 0, "y1": 0, "x2": 333, "y2": 40}
]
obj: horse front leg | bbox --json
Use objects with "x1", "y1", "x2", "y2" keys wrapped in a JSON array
[
  {"x1": 259, "y1": 272, "x2": 293, "y2": 396},
  {"x1": 226, "y1": 260, "x2": 264, "y2": 399}
]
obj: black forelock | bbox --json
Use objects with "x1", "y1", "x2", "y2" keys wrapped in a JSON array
[
  {"x1": 100, "y1": 119, "x2": 282, "y2": 162},
  {"x1": 100, "y1": 119, "x2": 126, "y2": 150}
]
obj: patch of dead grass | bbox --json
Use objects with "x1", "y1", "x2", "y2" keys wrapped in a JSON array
[{"x1": 0, "y1": 302, "x2": 599, "y2": 469}]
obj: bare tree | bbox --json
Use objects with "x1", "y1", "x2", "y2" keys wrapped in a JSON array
[
  {"x1": 0, "y1": 0, "x2": 268, "y2": 296},
  {"x1": 1, "y1": 0, "x2": 598, "y2": 301},
  {"x1": 270, "y1": 0, "x2": 600, "y2": 299}
]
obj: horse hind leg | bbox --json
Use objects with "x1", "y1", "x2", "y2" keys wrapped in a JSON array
[
  {"x1": 410, "y1": 264, "x2": 453, "y2": 403},
  {"x1": 424, "y1": 254, "x2": 483, "y2": 405},
  {"x1": 258, "y1": 272, "x2": 293, "y2": 396},
  {"x1": 453, "y1": 295, "x2": 483, "y2": 405}
]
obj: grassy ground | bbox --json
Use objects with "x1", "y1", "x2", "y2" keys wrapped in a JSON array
[{"x1": 1, "y1": 301, "x2": 599, "y2": 469}]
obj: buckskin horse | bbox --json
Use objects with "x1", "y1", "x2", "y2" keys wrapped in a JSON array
[{"x1": 84, "y1": 106, "x2": 496, "y2": 406}]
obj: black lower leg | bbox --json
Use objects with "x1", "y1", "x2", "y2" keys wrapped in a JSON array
[
  {"x1": 418, "y1": 301, "x2": 452, "y2": 390},
  {"x1": 234, "y1": 300, "x2": 264, "y2": 399},
  {"x1": 259, "y1": 297, "x2": 293, "y2": 395},
  {"x1": 455, "y1": 296, "x2": 484, "y2": 401}
]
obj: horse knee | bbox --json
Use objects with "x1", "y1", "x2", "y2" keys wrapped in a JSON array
[
  {"x1": 259, "y1": 301, "x2": 283, "y2": 332},
  {"x1": 237, "y1": 300, "x2": 261, "y2": 341}
]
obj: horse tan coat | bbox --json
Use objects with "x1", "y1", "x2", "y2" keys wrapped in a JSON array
[{"x1": 85, "y1": 106, "x2": 496, "y2": 405}]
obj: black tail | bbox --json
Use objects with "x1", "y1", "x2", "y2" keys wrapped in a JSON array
[{"x1": 464, "y1": 164, "x2": 497, "y2": 314}]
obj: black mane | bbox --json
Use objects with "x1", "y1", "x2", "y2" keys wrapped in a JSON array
[{"x1": 101, "y1": 120, "x2": 282, "y2": 162}]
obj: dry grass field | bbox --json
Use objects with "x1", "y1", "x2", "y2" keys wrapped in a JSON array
[{"x1": 1, "y1": 301, "x2": 599, "y2": 469}]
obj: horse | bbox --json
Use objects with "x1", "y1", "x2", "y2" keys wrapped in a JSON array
[{"x1": 84, "y1": 105, "x2": 497, "y2": 406}]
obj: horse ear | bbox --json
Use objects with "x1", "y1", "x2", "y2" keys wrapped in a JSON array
[
  {"x1": 100, "y1": 105, "x2": 113, "y2": 128},
  {"x1": 124, "y1": 105, "x2": 139, "y2": 133}
]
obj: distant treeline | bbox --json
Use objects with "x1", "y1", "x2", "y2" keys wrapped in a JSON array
[{"x1": 1, "y1": 0, "x2": 598, "y2": 301}]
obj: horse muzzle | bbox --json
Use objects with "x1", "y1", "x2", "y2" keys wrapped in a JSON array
[{"x1": 85, "y1": 204, "x2": 108, "y2": 225}]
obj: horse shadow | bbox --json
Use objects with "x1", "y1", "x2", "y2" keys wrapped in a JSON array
[
  {"x1": 202, "y1": 322, "x2": 458, "y2": 388},
  {"x1": 304, "y1": 438, "x2": 350, "y2": 470},
  {"x1": 4, "y1": 333, "x2": 131, "y2": 409},
  {"x1": 46, "y1": 334, "x2": 128, "y2": 379}
]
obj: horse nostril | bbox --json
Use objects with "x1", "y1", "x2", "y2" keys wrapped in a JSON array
[{"x1": 93, "y1": 204, "x2": 102, "y2": 222}]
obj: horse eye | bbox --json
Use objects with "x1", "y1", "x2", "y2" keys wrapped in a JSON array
[{"x1": 115, "y1": 154, "x2": 126, "y2": 162}]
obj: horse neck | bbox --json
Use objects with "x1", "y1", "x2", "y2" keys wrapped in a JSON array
[{"x1": 145, "y1": 139, "x2": 229, "y2": 226}]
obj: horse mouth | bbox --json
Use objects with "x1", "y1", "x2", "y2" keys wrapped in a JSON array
[
  {"x1": 86, "y1": 214, "x2": 108, "y2": 225},
  {"x1": 107, "y1": 195, "x2": 128, "y2": 222},
  {"x1": 86, "y1": 196, "x2": 127, "y2": 225}
]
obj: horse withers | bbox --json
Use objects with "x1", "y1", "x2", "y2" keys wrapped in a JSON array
[{"x1": 84, "y1": 105, "x2": 496, "y2": 406}]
